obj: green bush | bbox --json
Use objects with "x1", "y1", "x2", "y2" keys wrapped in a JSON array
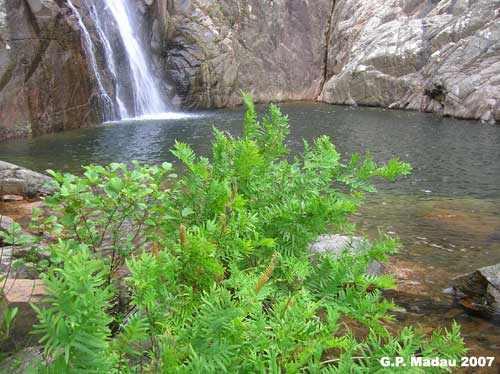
[{"x1": 31, "y1": 96, "x2": 464, "y2": 373}]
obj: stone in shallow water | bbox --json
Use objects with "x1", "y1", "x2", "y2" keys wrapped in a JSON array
[
  {"x1": 310, "y1": 235, "x2": 385, "y2": 276},
  {"x1": 449, "y1": 263, "x2": 500, "y2": 317},
  {"x1": 310, "y1": 235, "x2": 370, "y2": 256}
]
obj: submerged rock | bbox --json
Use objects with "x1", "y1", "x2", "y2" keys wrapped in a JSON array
[
  {"x1": 448, "y1": 263, "x2": 500, "y2": 317},
  {"x1": 0, "y1": 161, "x2": 53, "y2": 197}
]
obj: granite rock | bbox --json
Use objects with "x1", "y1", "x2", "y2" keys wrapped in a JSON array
[
  {"x1": 0, "y1": 160, "x2": 53, "y2": 197},
  {"x1": 319, "y1": 0, "x2": 500, "y2": 123},
  {"x1": 310, "y1": 234, "x2": 385, "y2": 276},
  {"x1": 150, "y1": 0, "x2": 333, "y2": 108},
  {"x1": 0, "y1": 0, "x2": 106, "y2": 141}
]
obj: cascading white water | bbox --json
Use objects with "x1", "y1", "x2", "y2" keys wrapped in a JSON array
[
  {"x1": 87, "y1": 2, "x2": 128, "y2": 118},
  {"x1": 69, "y1": 0, "x2": 183, "y2": 120},
  {"x1": 66, "y1": 0, "x2": 114, "y2": 121},
  {"x1": 101, "y1": 0, "x2": 167, "y2": 117}
]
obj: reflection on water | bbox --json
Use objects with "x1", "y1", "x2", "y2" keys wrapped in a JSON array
[{"x1": 1, "y1": 103, "x2": 499, "y2": 367}]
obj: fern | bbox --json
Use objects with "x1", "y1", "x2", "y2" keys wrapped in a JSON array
[{"x1": 32, "y1": 242, "x2": 114, "y2": 373}]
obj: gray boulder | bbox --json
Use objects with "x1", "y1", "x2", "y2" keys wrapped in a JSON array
[
  {"x1": 311, "y1": 235, "x2": 371, "y2": 256},
  {"x1": 449, "y1": 263, "x2": 500, "y2": 317},
  {"x1": 310, "y1": 235, "x2": 385, "y2": 276},
  {"x1": 0, "y1": 160, "x2": 53, "y2": 197}
]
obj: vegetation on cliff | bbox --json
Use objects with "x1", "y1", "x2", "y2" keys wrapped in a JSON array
[{"x1": 16, "y1": 97, "x2": 464, "y2": 373}]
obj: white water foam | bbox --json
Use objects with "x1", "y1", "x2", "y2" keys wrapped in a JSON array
[{"x1": 102, "y1": 0, "x2": 167, "y2": 116}]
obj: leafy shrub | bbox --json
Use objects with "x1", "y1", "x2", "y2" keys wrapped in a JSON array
[
  {"x1": 32, "y1": 241, "x2": 113, "y2": 373},
  {"x1": 31, "y1": 96, "x2": 464, "y2": 373}
]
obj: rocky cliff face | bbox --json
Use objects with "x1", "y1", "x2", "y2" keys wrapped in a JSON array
[
  {"x1": 147, "y1": 0, "x2": 499, "y2": 122},
  {"x1": 0, "y1": 0, "x2": 106, "y2": 142},
  {"x1": 148, "y1": 0, "x2": 333, "y2": 108},
  {"x1": 320, "y1": 0, "x2": 500, "y2": 123}
]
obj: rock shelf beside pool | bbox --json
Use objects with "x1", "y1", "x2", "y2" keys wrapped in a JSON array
[{"x1": 0, "y1": 161, "x2": 53, "y2": 198}]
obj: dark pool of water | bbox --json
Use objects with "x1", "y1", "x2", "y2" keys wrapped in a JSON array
[
  {"x1": 1, "y1": 103, "x2": 499, "y2": 366},
  {"x1": 1, "y1": 103, "x2": 499, "y2": 200}
]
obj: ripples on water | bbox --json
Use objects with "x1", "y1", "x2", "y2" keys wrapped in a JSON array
[
  {"x1": 1, "y1": 103, "x2": 499, "y2": 364},
  {"x1": 2, "y1": 103, "x2": 499, "y2": 197}
]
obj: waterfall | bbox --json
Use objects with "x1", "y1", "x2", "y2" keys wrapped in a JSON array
[
  {"x1": 68, "y1": 0, "x2": 169, "y2": 121},
  {"x1": 87, "y1": 2, "x2": 128, "y2": 118},
  {"x1": 100, "y1": 0, "x2": 167, "y2": 117},
  {"x1": 66, "y1": 0, "x2": 114, "y2": 121}
]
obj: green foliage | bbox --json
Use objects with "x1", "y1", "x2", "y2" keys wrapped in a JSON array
[
  {"x1": 0, "y1": 305, "x2": 18, "y2": 341},
  {"x1": 42, "y1": 161, "x2": 176, "y2": 277},
  {"x1": 32, "y1": 242, "x2": 114, "y2": 373},
  {"x1": 30, "y1": 97, "x2": 464, "y2": 373},
  {"x1": 0, "y1": 216, "x2": 33, "y2": 343}
]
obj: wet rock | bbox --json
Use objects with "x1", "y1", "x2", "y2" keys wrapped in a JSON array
[
  {"x1": 310, "y1": 235, "x2": 386, "y2": 276},
  {"x1": 151, "y1": 0, "x2": 332, "y2": 108},
  {"x1": 0, "y1": 0, "x2": 105, "y2": 142},
  {"x1": 0, "y1": 199, "x2": 45, "y2": 225},
  {"x1": 449, "y1": 263, "x2": 500, "y2": 317},
  {"x1": 1, "y1": 194, "x2": 23, "y2": 202},
  {"x1": 367, "y1": 260, "x2": 386, "y2": 276},
  {"x1": 0, "y1": 161, "x2": 53, "y2": 197},
  {"x1": 0, "y1": 346, "x2": 42, "y2": 373}
]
